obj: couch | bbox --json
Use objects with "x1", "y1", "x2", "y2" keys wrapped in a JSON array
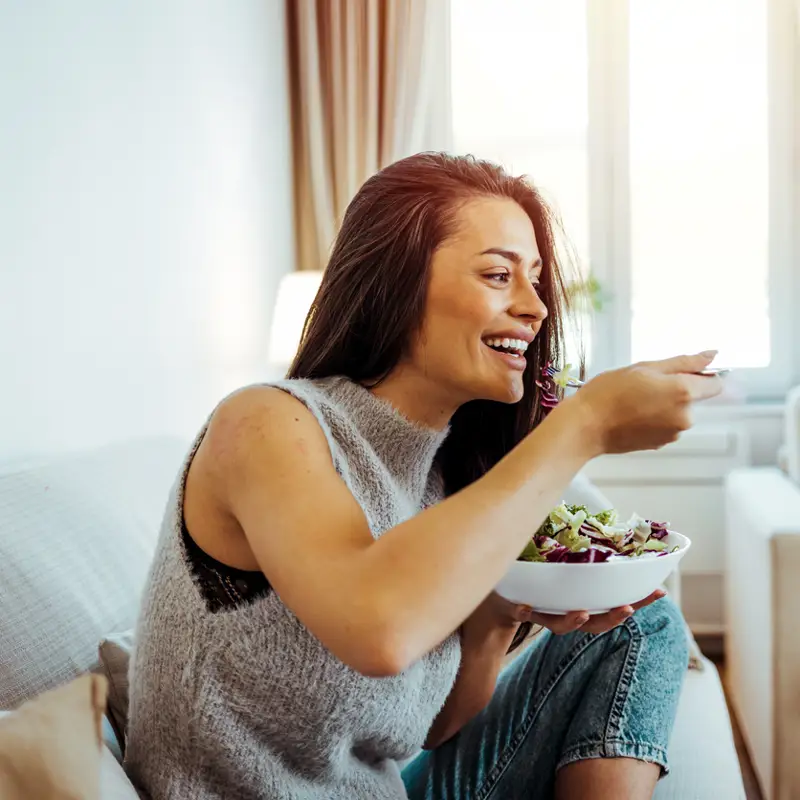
[
  {"x1": 0, "y1": 437, "x2": 746, "y2": 798},
  {"x1": 725, "y1": 385, "x2": 800, "y2": 800}
]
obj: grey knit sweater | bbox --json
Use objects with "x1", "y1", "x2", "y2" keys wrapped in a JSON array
[{"x1": 125, "y1": 376, "x2": 462, "y2": 800}]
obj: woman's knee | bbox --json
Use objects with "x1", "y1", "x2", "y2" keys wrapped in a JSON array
[{"x1": 627, "y1": 595, "x2": 689, "y2": 666}]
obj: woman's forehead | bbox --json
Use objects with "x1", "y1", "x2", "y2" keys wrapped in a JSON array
[{"x1": 448, "y1": 197, "x2": 541, "y2": 265}]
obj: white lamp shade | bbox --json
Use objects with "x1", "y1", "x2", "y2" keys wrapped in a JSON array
[{"x1": 268, "y1": 271, "x2": 324, "y2": 366}]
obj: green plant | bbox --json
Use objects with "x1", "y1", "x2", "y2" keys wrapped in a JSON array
[{"x1": 566, "y1": 275, "x2": 607, "y2": 313}]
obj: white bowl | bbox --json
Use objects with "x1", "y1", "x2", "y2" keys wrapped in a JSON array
[{"x1": 495, "y1": 532, "x2": 691, "y2": 614}]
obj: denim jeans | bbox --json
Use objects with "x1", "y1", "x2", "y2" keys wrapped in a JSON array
[{"x1": 401, "y1": 597, "x2": 688, "y2": 800}]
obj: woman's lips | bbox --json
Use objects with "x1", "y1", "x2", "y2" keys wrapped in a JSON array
[{"x1": 484, "y1": 342, "x2": 527, "y2": 371}]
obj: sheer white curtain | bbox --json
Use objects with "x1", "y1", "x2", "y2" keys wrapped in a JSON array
[{"x1": 286, "y1": 0, "x2": 449, "y2": 272}]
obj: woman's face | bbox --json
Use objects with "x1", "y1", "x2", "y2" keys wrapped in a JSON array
[{"x1": 407, "y1": 196, "x2": 548, "y2": 407}]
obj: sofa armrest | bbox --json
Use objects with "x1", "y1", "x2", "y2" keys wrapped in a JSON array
[
  {"x1": 725, "y1": 467, "x2": 800, "y2": 800},
  {"x1": 786, "y1": 385, "x2": 800, "y2": 485},
  {"x1": 727, "y1": 467, "x2": 800, "y2": 539}
]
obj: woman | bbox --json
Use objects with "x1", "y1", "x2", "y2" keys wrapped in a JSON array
[{"x1": 126, "y1": 153, "x2": 722, "y2": 800}]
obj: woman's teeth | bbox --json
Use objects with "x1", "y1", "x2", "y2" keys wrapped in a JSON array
[{"x1": 484, "y1": 337, "x2": 529, "y2": 356}]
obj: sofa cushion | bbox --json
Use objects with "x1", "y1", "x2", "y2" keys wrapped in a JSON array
[
  {"x1": 654, "y1": 656, "x2": 746, "y2": 799},
  {"x1": 0, "y1": 437, "x2": 187, "y2": 710},
  {"x1": 98, "y1": 744, "x2": 140, "y2": 800}
]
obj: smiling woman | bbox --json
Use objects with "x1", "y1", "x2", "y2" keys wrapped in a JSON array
[
  {"x1": 292, "y1": 155, "x2": 577, "y2": 494},
  {"x1": 125, "y1": 153, "x2": 723, "y2": 800},
  {"x1": 417, "y1": 198, "x2": 549, "y2": 401}
]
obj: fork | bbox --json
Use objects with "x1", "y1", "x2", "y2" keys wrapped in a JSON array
[{"x1": 543, "y1": 365, "x2": 730, "y2": 389}]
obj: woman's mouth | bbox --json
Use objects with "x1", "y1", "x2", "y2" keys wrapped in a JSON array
[{"x1": 482, "y1": 337, "x2": 528, "y2": 371}]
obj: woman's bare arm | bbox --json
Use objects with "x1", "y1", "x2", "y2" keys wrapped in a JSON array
[
  {"x1": 195, "y1": 385, "x2": 591, "y2": 676},
  {"x1": 197, "y1": 355, "x2": 720, "y2": 677}
]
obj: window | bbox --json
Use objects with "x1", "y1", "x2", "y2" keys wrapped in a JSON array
[
  {"x1": 450, "y1": 2, "x2": 589, "y2": 264},
  {"x1": 629, "y1": 0, "x2": 769, "y2": 369},
  {"x1": 450, "y1": 0, "x2": 798, "y2": 398},
  {"x1": 450, "y1": 2, "x2": 591, "y2": 366}
]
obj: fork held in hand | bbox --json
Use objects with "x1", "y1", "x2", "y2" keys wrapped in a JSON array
[{"x1": 543, "y1": 365, "x2": 730, "y2": 389}]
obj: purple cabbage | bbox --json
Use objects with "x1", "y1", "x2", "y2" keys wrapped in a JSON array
[
  {"x1": 536, "y1": 362, "x2": 561, "y2": 411},
  {"x1": 564, "y1": 547, "x2": 613, "y2": 563},
  {"x1": 649, "y1": 521, "x2": 669, "y2": 540},
  {"x1": 540, "y1": 544, "x2": 614, "y2": 563},
  {"x1": 543, "y1": 545, "x2": 570, "y2": 562}
]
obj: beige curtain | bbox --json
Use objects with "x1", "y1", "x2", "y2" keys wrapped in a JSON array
[{"x1": 286, "y1": 0, "x2": 447, "y2": 271}]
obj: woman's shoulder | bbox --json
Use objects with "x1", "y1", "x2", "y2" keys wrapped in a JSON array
[
  {"x1": 207, "y1": 379, "x2": 333, "y2": 459},
  {"x1": 185, "y1": 381, "x2": 340, "y2": 516},
  {"x1": 211, "y1": 375, "x2": 339, "y2": 424},
  {"x1": 201, "y1": 376, "x2": 357, "y2": 476}
]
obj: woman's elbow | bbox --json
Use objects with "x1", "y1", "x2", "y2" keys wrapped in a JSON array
[
  {"x1": 353, "y1": 651, "x2": 407, "y2": 679},
  {"x1": 311, "y1": 586, "x2": 429, "y2": 676},
  {"x1": 332, "y1": 622, "x2": 418, "y2": 678}
]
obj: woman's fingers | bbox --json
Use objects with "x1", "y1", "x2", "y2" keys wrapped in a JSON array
[
  {"x1": 528, "y1": 609, "x2": 589, "y2": 635},
  {"x1": 580, "y1": 606, "x2": 633, "y2": 634},
  {"x1": 639, "y1": 352, "x2": 723, "y2": 402},
  {"x1": 642, "y1": 351, "x2": 717, "y2": 374},
  {"x1": 580, "y1": 589, "x2": 667, "y2": 633},
  {"x1": 680, "y1": 373, "x2": 724, "y2": 402},
  {"x1": 527, "y1": 589, "x2": 667, "y2": 636},
  {"x1": 630, "y1": 588, "x2": 666, "y2": 611}
]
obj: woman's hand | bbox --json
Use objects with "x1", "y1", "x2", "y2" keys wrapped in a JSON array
[
  {"x1": 460, "y1": 591, "x2": 532, "y2": 645},
  {"x1": 573, "y1": 352, "x2": 723, "y2": 456},
  {"x1": 525, "y1": 588, "x2": 666, "y2": 635},
  {"x1": 464, "y1": 588, "x2": 667, "y2": 642}
]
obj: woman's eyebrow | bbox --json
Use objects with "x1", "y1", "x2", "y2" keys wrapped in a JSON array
[{"x1": 479, "y1": 247, "x2": 543, "y2": 269}]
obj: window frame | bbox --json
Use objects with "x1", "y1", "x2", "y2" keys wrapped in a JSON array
[{"x1": 586, "y1": 0, "x2": 798, "y2": 399}]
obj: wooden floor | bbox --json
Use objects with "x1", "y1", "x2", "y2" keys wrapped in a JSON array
[{"x1": 707, "y1": 654, "x2": 765, "y2": 800}]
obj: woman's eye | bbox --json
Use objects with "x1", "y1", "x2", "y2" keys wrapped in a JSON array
[{"x1": 487, "y1": 272, "x2": 511, "y2": 283}]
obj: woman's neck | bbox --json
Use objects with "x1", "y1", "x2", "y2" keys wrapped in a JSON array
[{"x1": 366, "y1": 365, "x2": 461, "y2": 431}]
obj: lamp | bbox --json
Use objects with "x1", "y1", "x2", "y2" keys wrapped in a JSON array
[{"x1": 268, "y1": 271, "x2": 323, "y2": 368}]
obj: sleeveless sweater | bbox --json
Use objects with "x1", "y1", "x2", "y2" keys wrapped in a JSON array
[{"x1": 125, "y1": 376, "x2": 462, "y2": 800}]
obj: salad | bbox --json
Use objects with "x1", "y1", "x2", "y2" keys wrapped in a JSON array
[
  {"x1": 519, "y1": 503, "x2": 679, "y2": 563},
  {"x1": 535, "y1": 362, "x2": 574, "y2": 410}
]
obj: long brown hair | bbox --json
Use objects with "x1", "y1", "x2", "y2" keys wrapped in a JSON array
[{"x1": 289, "y1": 152, "x2": 579, "y2": 496}]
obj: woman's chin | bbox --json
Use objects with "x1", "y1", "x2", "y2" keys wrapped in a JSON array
[{"x1": 477, "y1": 375, "x2": 525, "y2": 405}]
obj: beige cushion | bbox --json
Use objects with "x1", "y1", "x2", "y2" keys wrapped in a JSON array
[{"x1": 0, "y1": 674, "x2": 107, "y2": 800}]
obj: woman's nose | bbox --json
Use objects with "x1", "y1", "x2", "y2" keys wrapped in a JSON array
[{"x1": 512, "y1": 280, "x2": 548, "y2": 322}]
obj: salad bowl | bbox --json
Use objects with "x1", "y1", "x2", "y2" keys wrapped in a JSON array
[{"x1": 495, "y1": 504, "x2": 691, "y2": 614}]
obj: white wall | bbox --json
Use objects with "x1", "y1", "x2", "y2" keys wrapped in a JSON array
[{"x1": 0, "y1": 0, "x2": 293, "y2": 460}]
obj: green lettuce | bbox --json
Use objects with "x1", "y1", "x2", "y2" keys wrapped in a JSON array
[{"x1": 518, "y1": 538, "x2": 547, "y2": 562}]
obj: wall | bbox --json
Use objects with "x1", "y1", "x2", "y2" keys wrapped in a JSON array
[{"x1": 0, "y1": 0, "x2": 293, "y2": 460}]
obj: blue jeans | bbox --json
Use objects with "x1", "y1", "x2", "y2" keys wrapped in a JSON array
[{"x1": 402, "y1": 597, "x2": 688, "y2": 800}]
